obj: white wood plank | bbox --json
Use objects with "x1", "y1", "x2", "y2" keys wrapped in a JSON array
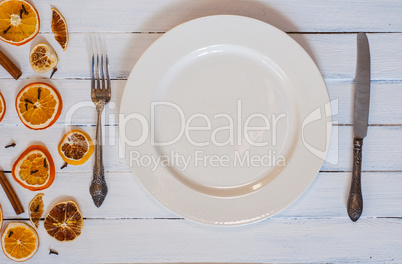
[
  {"x1": 1, "y1": 218, "x2": 400, "y2": 264},
  {"x1": 1, "y1": 79, "x2": 402, "y2": 127},
  {"x1": 279, "y1": 172, "x2": 402, "y2": 219},
  {"x1": 0, "y1": 171, "x2": 174, "y2": 220},
  {"x1": 0, "y1": 2, "x2": 399, "y2": 264},
  {"x1": 0, "y1": 79, "x2": 124, "y2": 127},
  {"x1": 291, "y1": 33, "x2": 402, "y2": 80},
  {"x1": 28, "y1": 0, "x2": 402, "y2": 33},
  {"x1": 0, "y1": 33, "x2": 400, "y2": 80},
  {"x1": 0, "y1": 125, "x2": 130, "y2": 173},
  {"x1": 0, "y1": 171, "x2": 400, "y2": 220},
  {"x1": 328, "y1": 80, "x2": 402, "y2": 125},
  {"x1": 0, "y1": 33, "x2": 156, "y2": 80},
  {"x1": 0, "y1": 125, "x2": 401, "y2": 173},
  {"x1": 322, "y1": 125, "x2": 402, "y2": 171}
]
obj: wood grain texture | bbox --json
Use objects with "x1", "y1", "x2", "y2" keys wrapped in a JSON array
[
  {"x1": 0, "y1": 1, "x2": 400, "y2": 263},
  {"x1": 0, "y1": 171, "x2": 401, "y2": 220},
  {"x1": 29, "y1": 0, "x2": 402, "y2": 33},
  {"x1": 0, "y1": 218, "x2": 400, "y2": 264},
  {"x1": 2, "y1": 79, "x2": 402, "y2": 127},
  {"x1": 1, "y1": 125, "x2": 402, "y2": 173},
  {"x1": 0, "y1": 33, "x2": 400, "y2": 80}
]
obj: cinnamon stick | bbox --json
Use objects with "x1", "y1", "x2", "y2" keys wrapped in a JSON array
[
  {"x1": 0, "y1": 171, "x2": 24, "y2": 215},
  {"x1": 0, "y1": 50, "x2": 22, "y2": 80}
]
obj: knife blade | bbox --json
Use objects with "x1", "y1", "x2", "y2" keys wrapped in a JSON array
[{"x1": 347, "y1": 33, "x2": 371, "y2": 222}]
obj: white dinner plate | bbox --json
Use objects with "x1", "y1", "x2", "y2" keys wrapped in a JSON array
[{"x1": 120, "y1": 15, "x2": 331, "y2": 225}]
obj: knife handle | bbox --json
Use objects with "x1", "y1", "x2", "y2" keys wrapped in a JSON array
[{"x1": 347, "y1": 138, "x2": 363, "y2": 222}]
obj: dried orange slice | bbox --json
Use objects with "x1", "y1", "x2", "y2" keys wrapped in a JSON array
[
  {"x1": 0, "y1": 204, "x2": 3, "y2": 229},
  {"x1": 44, "y1": 201, "x2": 83, "y2": 242},
  {"x1": 1, "y1": 222, "x2": 39, "y2": 262},
  {"x1": 15, "y1": 82, "x2": 62, "y2": 130},
  {"x1": 29, "y1": 43, "x2": 58, "y2": 73},
  {"x1": 58, "y1": 129, "x2": 94, "y2": 165},
  {"x1": 29, "y1": 193, "x2": 44, "y2": 229},
  {"x1": 51, "y1": 8, "x2": 68, "y2": 51},
  {"x1": 0, "y1": 0, "x2": 40, "y2": 46},
  {"x1": 12, "y1": 145, "x2": 55, "y2": 191},
  {"x1": 0, "y1": 91, "x2": 5, "y2": 123}
]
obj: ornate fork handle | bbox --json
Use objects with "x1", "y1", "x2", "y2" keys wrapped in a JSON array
[
  {"x1": 90, "y1": 103, "x2": 108, "y2": 207},
  {"x1": 347, "y1": 138, "x2": 363, "y2": 222}
]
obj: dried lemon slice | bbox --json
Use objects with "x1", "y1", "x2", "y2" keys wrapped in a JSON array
[
  {"x1": 29, "y1": 193, "x2": 44, "y2": 229},
  {"x1": 1, "y1": 222, "x2": 39, "y2": 262},
  {"x1": 58, "y1": 129, "x2": 94, "y2": 165},
  {"x1": 44, "y1": 201, "x2": 83, "y2": 242},
  {"x1": 29, "y1": 43, "x2": 58, "y2": 73}
]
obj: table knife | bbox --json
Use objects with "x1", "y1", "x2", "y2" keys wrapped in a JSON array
[{"x1": 347, "y1": 33, "x2": 371, "y2": 222}]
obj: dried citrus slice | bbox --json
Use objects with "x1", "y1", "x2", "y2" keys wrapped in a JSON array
[
  {"x1": 58, "y1": 129, "x2": 94, "y2": 165},
  {"x1": 15, "y1": 82, "x2": 63, "y2": 130},
  {"x1": 51, "y1": 8, "x2": 68, "y2": 51},
  {"x1": 0, "y1": 91, "x2": 5, "y2": 123},
  {"x1": 44, "y1": 201, "x2": 83, "y2": 242},
  {"x1": 0, "y1": 204, "x2": 3, "y2": 229},
  {"x1": 29, "y1": 43, "x2": 58, "y2": 73},
  {"x1": 1, "y1": 222, "x2": 39, "y2": 262},
  {"x1": 0, "y1": 0, "x2": 40, "y2": 46},
  {"x1": 29, "y1": 193, "x2": 44, "y2": 229},
  {"x1": 12, "y1": 145, "x2": 55, "y2": 191}
]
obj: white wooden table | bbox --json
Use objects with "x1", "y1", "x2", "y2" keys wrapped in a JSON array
[{"x1": 0, "y1": 0, "x2": 401, "y2": 263}]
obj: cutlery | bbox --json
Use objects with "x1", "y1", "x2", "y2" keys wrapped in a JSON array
[
  {"x1": 90, "y1": 54, "x2": 111, "y2": 207},
  {"x1": 347, "y1": 33, "x2": 371, "y2": 222}
]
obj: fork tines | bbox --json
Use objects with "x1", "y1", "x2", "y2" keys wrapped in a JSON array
[{"x1": 91, "y1": 54, "x2": 111, "y2": 93}]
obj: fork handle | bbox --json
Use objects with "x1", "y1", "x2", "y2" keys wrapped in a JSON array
[{"x1": 90, "y1": 105, "x2": 108, "y2": 207}]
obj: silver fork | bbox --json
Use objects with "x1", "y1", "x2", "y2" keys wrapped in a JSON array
[{"x1": 90, "y1": 54, "x2": 111, "y2": 207}]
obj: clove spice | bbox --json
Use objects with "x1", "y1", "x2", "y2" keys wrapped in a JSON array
[
  {"x1": 5, "y1": 142, "x2": 16, "y2": 148},
  {"x1": 21, "y1": 4, "x2": 28, "y2": 15},
  {"x1": 49, "y1": 249, "x2": 58, "y2": 255},
  {"x1": 60, "y1": 162, "x2": 68, "y2": 170},
  {"x1": 19, "y1": 5, "x2": 27, "y2": 18},
  {"x1": 50, "y1": 67, "x2": 58, "y2": 79},
  {"x1": 3, "y1": 26, "x2": 11, "y2": 34}
]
